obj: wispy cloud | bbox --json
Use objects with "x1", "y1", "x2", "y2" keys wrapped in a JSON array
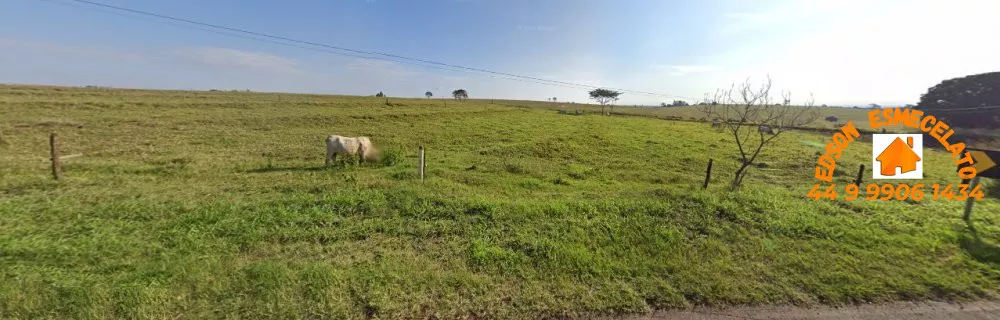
[
  {"x1": 723, "y1": 12, "x2": 779, "y2": 23},
  {"x1": 652, "y1": 64, "x2": 724, "y2": 76},
  {"x1": 171, "y1": 47, "x2": 302, "y2": 74},
  {"x1": 718, "y1": 1, "x2": 848, "y2": 36},
  {"x1": 516, "y1": 25, "x2": 557, "y2": 32},
  {"x1": 0, "y1": 38, "x2": 146, "y2": 62},
  {"x1": 345, "y1": 58, "x2": 422, "y2": 78}
]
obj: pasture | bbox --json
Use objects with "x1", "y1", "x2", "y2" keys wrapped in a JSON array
[
  {"x1": 1, "y1": 85, "x2": 999, "y2": 319},
  {"x1": 491, "y1": 99, "x2": 893, "y2": 132}
]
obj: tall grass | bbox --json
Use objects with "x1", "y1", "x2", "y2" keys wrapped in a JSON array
[{"x1": 1, "y1": 85, "x2": 998, "y2": 319}]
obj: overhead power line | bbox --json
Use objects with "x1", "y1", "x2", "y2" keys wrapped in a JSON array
[
  {"x1": 917, "y1": 105, "x2": 1000, "y2": 112},
  {"x1": 41, "y1": 0, "x2": 696, "y2": 100},
  {"x1": 35, "y1": 0, "x2": 603, "y2": 92}
]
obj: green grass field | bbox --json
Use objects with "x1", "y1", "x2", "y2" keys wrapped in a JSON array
[
  {"x1": 489, "y1": 99, "x2": 893, "y2": 132},
  {"x1": 1, "y1": 85, "x2": 999, "y2": 319}
]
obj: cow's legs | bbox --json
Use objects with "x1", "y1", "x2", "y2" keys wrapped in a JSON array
[{"x1": 325, "y1": 147, "x2": 333, "y2": 167}]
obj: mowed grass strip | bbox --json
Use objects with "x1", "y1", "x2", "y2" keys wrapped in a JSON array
[{"x1": 1, "y1": 85, "x2": 999, "y2": 319}]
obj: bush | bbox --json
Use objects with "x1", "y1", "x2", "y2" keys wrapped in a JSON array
[
  {"x1": 504, "y1": 164, "x2": 525, "y2": 174},
  {"x1": 380, "y1": 150, "x2": 401, "y2": 167},
  {"x1": 825, "y1": 116, "x2": 839, "y2": 122}
]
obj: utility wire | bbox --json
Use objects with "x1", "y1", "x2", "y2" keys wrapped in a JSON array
[
  {"x1": 917, "y1": 105, "x2": 1000, "y2": 112},
  {"x1": 36, "y1": 0, "x2": 605, "y2": 92},
  {"x1": 44, "y1": 0, "x2": 695, "y2": 100}
]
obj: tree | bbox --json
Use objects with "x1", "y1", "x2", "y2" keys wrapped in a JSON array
[
  {"x1": 698, "y1": 93, "x2": 720, "y2": 106},
  {"x1": 869, "y1": 103, "x2": 882, "y2": 109},
  {"x1": 452, "y1": 89, "x2": 468, "y2": 100},
  {"x1": 661, "y1": 102, "x2": 669, "y2": 107},
  {"x1": 915, "y1": 72, "x2": 1000, "y2": 128},
  {"x1": 698, "y1": 76, "x2": 819, "y2": 189},
  {"x1": 552, "y1": 97, "x2": 557, "y2": 102},
  {"x1": 375, "y1": 91, "x2": 385, "y2": 98},
  {"x1": 588, "y1": 88, "x2": 622, "y2": 115},
  {"x1": 425, "y1": 91, "x2": 433, "y2": 99},
  {"x1": 672, "y1": 100, "x2": 689, "y2": 107}
]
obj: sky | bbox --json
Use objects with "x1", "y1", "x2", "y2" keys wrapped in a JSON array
[{"x1": 1, "y1": 0, "x2": 998, "y2": 106}]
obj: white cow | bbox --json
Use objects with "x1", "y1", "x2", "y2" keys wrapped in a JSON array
[
  {"x1": 325, "y1": 135, "x2": 380, "y2": 167},
  {"x1": 711, "y1": 119, "x2": 722, "y2": 129}
]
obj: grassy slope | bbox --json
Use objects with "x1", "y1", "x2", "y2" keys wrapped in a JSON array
[
  {"x1": 488, "y1": 99, "x2": 890, "y2": 131},
  {"x1": 1, "y1": 85, "x2": 999, "y2": 319}
]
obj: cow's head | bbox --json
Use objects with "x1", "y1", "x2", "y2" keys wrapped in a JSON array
[{"x1": 364, "y1": 147, "x2": 382, "y2": 162}]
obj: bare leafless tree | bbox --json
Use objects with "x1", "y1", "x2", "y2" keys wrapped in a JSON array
[{"x1": 698, "y1": 75, "x2": 819, "y2": 189}]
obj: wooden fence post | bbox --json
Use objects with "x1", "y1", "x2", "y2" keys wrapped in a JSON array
[
  {"x1": 963, "y1": 176, "x2": 981, "y2": 221},
  {"x1": 854, "y1": 164, "x2": 865, "y2": 186},
  {"x1": 418, "y1": 145, "x2": 425, "y2": 181},
  {"x1": 703, "y1": 158, "x2": 713, "y2": 189},
  {"x1": 50, "y1": 133, "x2": 62, "y2": 180}
]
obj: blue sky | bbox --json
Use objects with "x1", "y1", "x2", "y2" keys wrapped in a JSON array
[{"x1": 1, "y1": 0, "x2": 998, "y2": 106}]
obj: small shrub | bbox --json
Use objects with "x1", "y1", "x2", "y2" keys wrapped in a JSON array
[
  {"x1": 379, "y1": 150, "x2": 401, "y2": 167},
  {"x1": 825, "y1": 115, "x2": 839, "y2": 122},
  {"x1": 504, "y1": 164, "x2": 524, "y2": 174},
  {"x1": 552, "y1": 177, "x2": 571, "y2": 186},
  {"x1": 468, "y1": 239, "x2": 524, "y2": 271}
]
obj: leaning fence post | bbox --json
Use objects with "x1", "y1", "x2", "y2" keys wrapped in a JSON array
[
  {"x1": 854, "y1": 164, "x2": 865, "y2": 186},
  {"x1": 703, "y1": 158, "x2": 713, "y2": 189},
  {"x1": 50, "y1": 133, "x2": 62, "y2": 180},
  {"x1": 418, "y1": 145, "x2": 425, "y2": 181},
  {"x1": 963, "y1": 176, "x2": 981, "y2": 222}
]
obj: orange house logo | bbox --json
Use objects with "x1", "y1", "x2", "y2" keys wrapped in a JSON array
[{"x1": 872, "y1": 134, "x2": 923, "y2": 179}]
